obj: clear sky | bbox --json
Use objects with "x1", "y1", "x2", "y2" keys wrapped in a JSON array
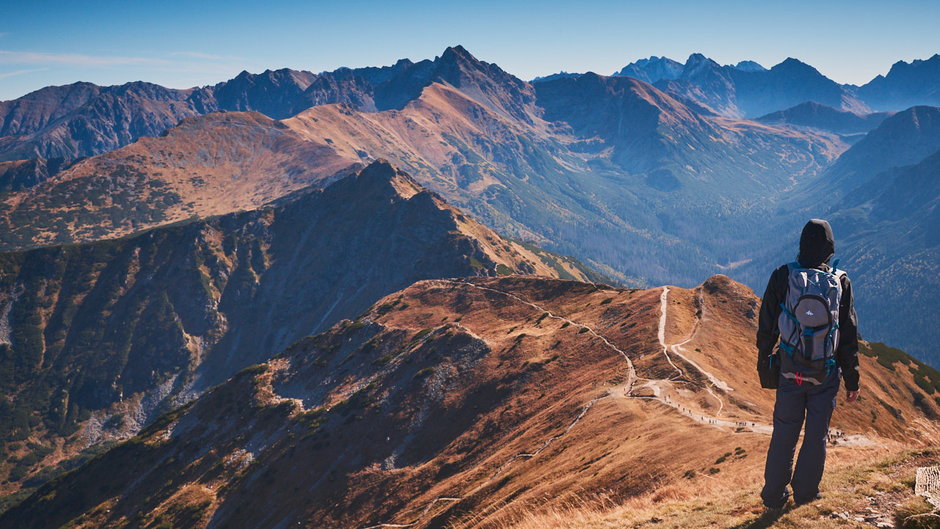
[{"x1": 1, "y1": 0, "x2": 938, "y2": 101}]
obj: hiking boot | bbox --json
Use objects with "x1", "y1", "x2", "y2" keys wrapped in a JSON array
[
  {"x1": 794, "y1": 493, "x2": 822, "y2": 505},
  {"x1": 763, "y1": 492, "x2": 789, "y2": 511}
]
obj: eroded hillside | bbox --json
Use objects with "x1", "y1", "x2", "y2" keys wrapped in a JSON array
[{"x1": 0, "y1": 161, "x2": 599, "y2": 499}]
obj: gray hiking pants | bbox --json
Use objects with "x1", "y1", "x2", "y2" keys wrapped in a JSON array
[{"x1": 760, "y1": 371, "x2": 840, "y2": 507}]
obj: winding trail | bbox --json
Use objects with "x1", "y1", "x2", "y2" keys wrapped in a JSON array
[
  {"x1": 363, "y1": 280, "x2": 640, "y2": 528},
  {"x1": 445, "y1": 279, "x2": 638, "y2": 395},
  {"x1": 658, "y1": 287, "x2": 729, "y2": 416},
  {"x1": 645, "y1": 286, "x2": 764, "y2": 430},
  {"x1": 658, "y1": 287, "x2": 685, "y2": 380},
  {"x1": 664, "y1": 289, "x2": 734, "y2": 392},
  {"x1": 364, "y1": 280, "x2": 779, "y2": 528}
]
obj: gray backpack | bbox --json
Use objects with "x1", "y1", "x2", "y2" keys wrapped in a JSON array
[{"x1": 776, "y1": 261, "x2": 844, "y2": 385}]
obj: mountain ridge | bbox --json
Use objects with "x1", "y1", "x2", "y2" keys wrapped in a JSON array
[
  {"x1": 1, "y1": 274, "x2": 935, "y2": 528},
  {"x1": 0, "y1": 160, "x2": 600, "y2": 497}
]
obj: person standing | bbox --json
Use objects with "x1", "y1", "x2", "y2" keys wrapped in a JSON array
[{"x1": 756, "y1": 219, "x2": 860, "y2": 509}]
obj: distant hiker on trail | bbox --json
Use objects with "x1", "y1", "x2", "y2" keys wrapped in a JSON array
[{"x1": 756, "y1": 219, "x2": 860, "y2": 510}]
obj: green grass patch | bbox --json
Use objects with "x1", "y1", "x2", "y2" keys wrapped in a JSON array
[{"x1": 495, "y1": 264, "x2": 514, "y2": 276}]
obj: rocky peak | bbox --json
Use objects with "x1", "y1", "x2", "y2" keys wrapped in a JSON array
[
  {"x1": 734, "y1": 60, "x2": 766, "y2": 72},
  {"x1": 341, "y1": 159, "x2": 425, "y2": 201},
  {"x1": 682, "y1": 53, "x2": 722, "y2": 78},
  {"x1": 614, "y1": 56, "x2": 684, "y2": 83},
  {"x1": 771, "y1": 57, "x2": 819, "y2": 76}
]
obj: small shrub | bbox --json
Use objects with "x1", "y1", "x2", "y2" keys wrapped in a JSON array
[
  {"x1": 238, "y1": 364, "x2": 268, "y2": 376},
  {"x1": 600, "y1": 297, "x2": 613, "y2": 305},
  {"x1": 413, "y1": 328, "x2": 433, "y2": 341},
  {"x1": 345, "y1": 320, "x2": 366, "y2": 331}
]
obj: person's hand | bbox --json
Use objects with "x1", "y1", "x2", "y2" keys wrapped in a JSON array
[{"x1": 846, "y1": 389, "x2": 860, "y2": 403}]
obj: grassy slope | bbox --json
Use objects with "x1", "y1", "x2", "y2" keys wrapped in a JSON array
[{"x1": 485, "y1": 447, "x2": 939, "y2": 529}]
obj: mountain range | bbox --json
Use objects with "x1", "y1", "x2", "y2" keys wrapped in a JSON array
[
  {"x1": 612, "y1": 53, "x2": 940, "y2": 117},
  {"x1": 1, "y1": 46, "x2": 937, "y2": 363},
  {"x1": 610, "y1": 54, "x2": 867, "y2": 118},
  {"x1": 1, "y1": 44, "x2": 939, "y2": 527}
]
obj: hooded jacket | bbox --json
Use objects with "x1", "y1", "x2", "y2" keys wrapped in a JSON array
[{"x1": 756, "y1": 219, "x2": 860, "y2": 390}]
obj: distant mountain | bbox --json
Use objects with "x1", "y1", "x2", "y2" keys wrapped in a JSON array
[
  {"x1": 612, "y1": 56, "x2": 684, "y2": 83},
  {"x1": 0, "y1": 111, "x2": 353, "y2": 250},
  {"x1": 823, "y1": 105, "x2": 940, "y2": 189},
  {"x1": 0, "y1": 157, "x2": 79, "y2": 192},
  {"x1": 3, "y1": 275, "x2": 936, "y2": 527},
  {"x1": 0, "y1": 81, "x2": 205, "y2": 162},
  {"x1": 530, "y1": 71, "x2": 580, "y2": 82},
  {"x1": 0, "y1": 47, "x2": 842, "y2": 292},
  {"x1": 0, "y1": 46, "x2": 530, "y2": 169},
  {"x1": 614, "y1": 54, "x2": 868, "y2": 118},
  {"x1": 532, "y1": 73, "x2": 839, "y2": 195},
  {"x1": 733, "y1": 60, "x2": 767, "y2": 72},
  {"x1": 646, "y1": 54, "x2": 740, "y2": 116},
  {"x1": 0, "y1": 160, "x2": 598, "y2": 496},
  {"x1": 858, "y1": 54, "x2": 940, "y2": 111},
  {"x1": 727, "y1": 56, "x2": 868, "y2": 117},
  {"x1": 757, "y1": 101, "x2": 891, "y2": 136}
]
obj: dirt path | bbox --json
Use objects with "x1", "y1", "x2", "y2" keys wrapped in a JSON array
[
  {"x1": 649, "y1": 286, "x2": 768, "y2": 431},
  {"x1": 658, "y1": 287, "x2": 685, "y2": 380},
  {"x1": 364, "y1": 279, "x2": 877, "y2": 528},
  {"x1": 448, "y1": 279, "x2": 638, "y2": 395}
]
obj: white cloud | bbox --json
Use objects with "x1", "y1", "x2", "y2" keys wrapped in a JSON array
[
  {"x1": 0, "y1": 67, "x2": 48, "y2": 79},
  {"x1": 0, "y1": 50, "x2": 169, "y2": 66}
]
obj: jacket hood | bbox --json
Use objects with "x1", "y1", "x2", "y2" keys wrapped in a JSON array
[{"x1": 797, "y1": 219, "x2": 835, "y2": 268}]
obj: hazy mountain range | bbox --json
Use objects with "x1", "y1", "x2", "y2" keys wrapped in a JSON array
[
  {"x1": 1, "y1": 46, "x2": 935, "y2": 361},
  {"x1": 612, "y1": 52, "x2": 940, "y2": 117}
]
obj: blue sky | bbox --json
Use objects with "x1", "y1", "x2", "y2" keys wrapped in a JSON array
[{"x1": 1, "y1": 0, "x2": 938, "y2": 101}]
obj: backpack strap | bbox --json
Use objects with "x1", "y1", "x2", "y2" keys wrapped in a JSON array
[
  {"x1": 778, "y1": 340, "x2": 796, "y2": 357},
  {"x1": 779, "y1": 302, "x2": 799, "y2": 325}
]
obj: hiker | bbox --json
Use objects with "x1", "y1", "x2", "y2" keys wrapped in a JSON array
[{"x1": 756, "y1": 219, "x2": 860, "y2": 509}]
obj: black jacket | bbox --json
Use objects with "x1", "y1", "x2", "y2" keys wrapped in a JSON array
[{"x1": 755, "y1": 220, "x2": 860, "y2": 391}]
